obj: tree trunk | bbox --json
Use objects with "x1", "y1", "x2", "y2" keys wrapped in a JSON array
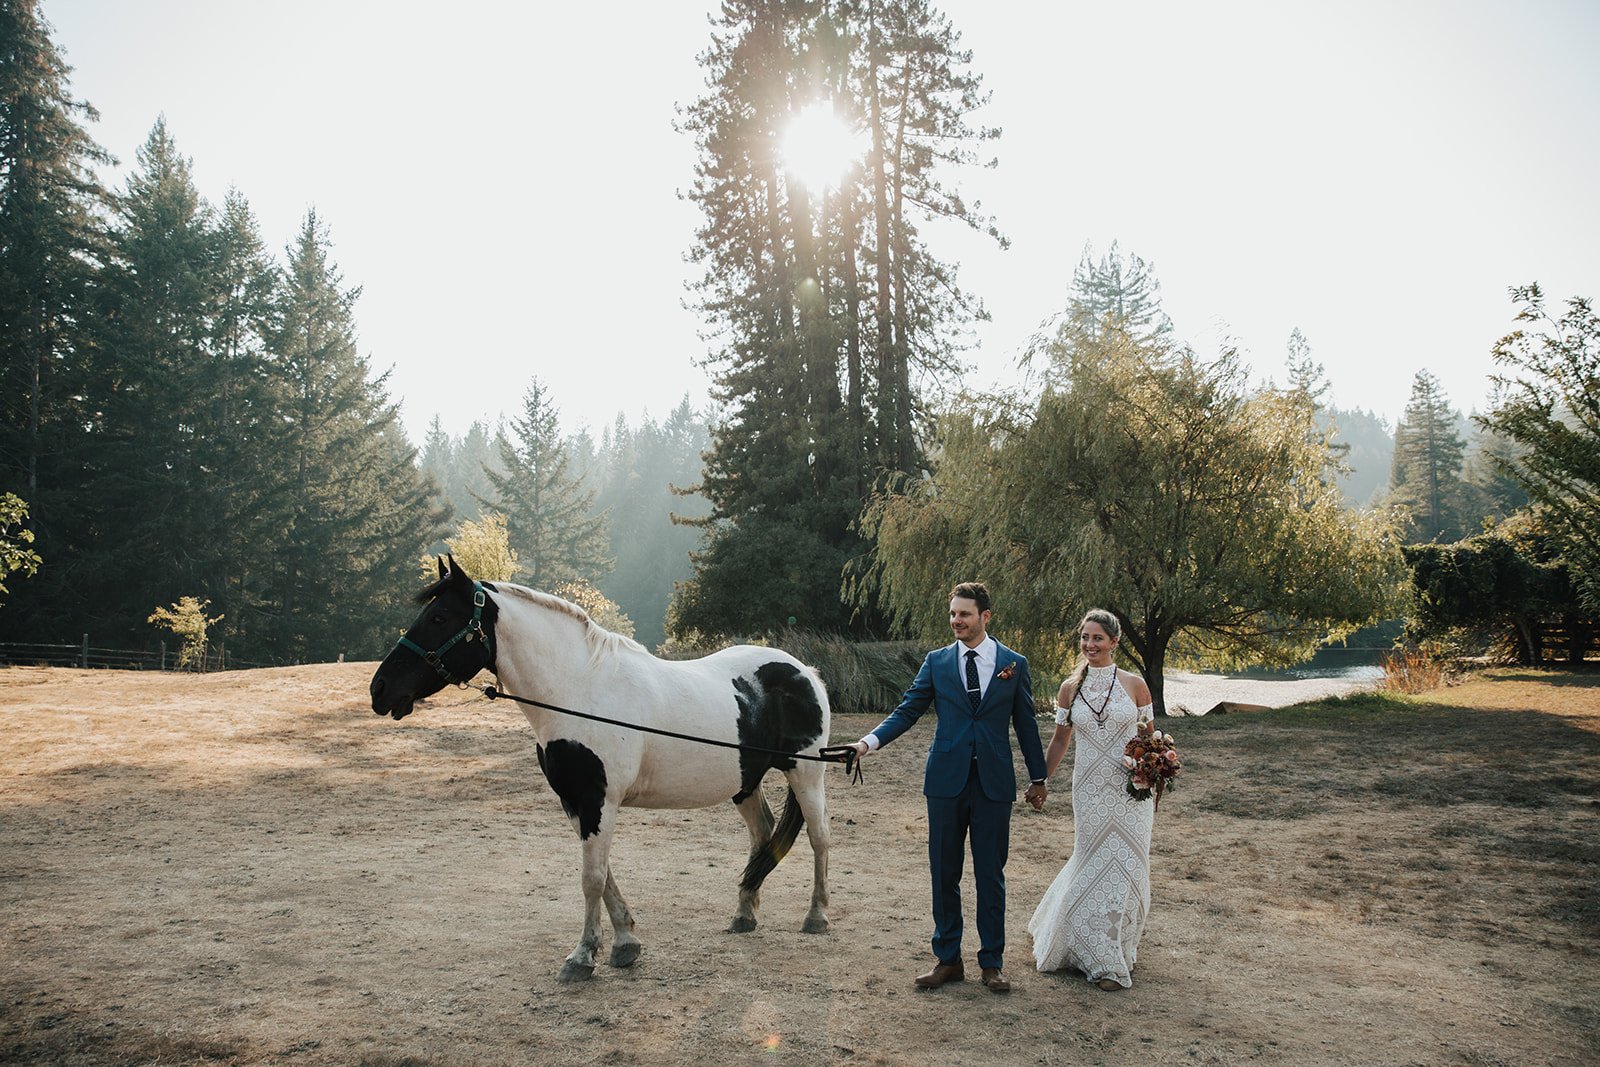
[
  {"x1": 888, "y1": 67, "x2": 913, "y2": 473},
  {"x1": 866, "y1": 25, "x2": 897, "y2": 468},
  {"x1": 27, "y1": 312, "x2": 42, "y2": 493},
  {"x1": 1118, "y1": 613, "x2": 1171, "y2": 716},
  {"x1": 1144, "y1": 640, "x2": 1170, "y2": 717},
  {"x1": 841, "y1": 195, "x2": 865, "y2": 483}
]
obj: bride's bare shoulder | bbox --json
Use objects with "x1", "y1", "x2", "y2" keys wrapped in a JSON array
[{"x1": 1119, "y1": 671, "x2": 1152, "y2": 704}]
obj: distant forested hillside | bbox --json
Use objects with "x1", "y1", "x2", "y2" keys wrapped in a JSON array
[{"x1": 1322, "y1": 406, "x2": 1394, "y2": 508}]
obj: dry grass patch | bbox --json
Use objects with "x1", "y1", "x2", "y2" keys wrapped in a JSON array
[
  {"x1": 3, "y1": 664, "x2": 1598, "y2": 1066},
  {"x1": 1172, "y1": 676, "x2": 1600, "y2": 948}
]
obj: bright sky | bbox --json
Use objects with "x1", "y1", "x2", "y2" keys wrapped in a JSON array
[{"x1": 47, "y1": 0, "x2": 1600, "y2": 444}]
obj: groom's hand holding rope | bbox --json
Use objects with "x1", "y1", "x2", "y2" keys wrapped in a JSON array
[
  {"x1": 816, "y1": 742, "x2": 866, "y2": 784},
  {"x1": 847, "y1": 738, "x2": 874, "y2": 784}
]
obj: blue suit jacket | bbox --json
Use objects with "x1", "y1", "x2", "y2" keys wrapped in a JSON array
[{"x1": 869, "y1": 640, "x2": 1048, "y2": 802}]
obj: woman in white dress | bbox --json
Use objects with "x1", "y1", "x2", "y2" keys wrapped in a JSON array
[{"x1": 1028, "y1": 609, "x2": 1155, "y2": 990}]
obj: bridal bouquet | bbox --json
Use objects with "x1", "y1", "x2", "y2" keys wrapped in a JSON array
[{"x1": 1123, "y1": 720, "x2": 1181, "y2": 809}]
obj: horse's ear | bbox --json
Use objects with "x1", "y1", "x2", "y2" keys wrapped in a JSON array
[
  {"x1": 436, "y1": 555, "x2": 448, "y2": 580},
  {"x1": 445, "y1": 553, "x2": 473, "y2": 590}
]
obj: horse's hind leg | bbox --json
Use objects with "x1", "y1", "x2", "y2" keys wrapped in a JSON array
[
  {"x1": 603, "y1": 869, "x2": 641, "y2": 968},
  {"x1": 789, "y1": 764, "x2": 831, "y2": 934},
  {"x1": 728, "y1": 787, "x2": 775, "y2": 933}
]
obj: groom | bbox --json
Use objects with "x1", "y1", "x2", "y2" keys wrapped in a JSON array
[{"x1": 849, "y1": 582, "x2": 1048, "y2": 993}]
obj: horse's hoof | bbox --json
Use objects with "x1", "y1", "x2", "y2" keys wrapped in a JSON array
[
  {"x1": 557, "y1": 961, "x2": 596, "y2": 983},
  {"x1": 609, "y1": 942, "x2": 641, "y2": 968},
  {"x1": 727, "y1": 915, "x2": 758, "y2": 933},
  {"x1": 801, "y1": 915, "x2": 830, "y2": 934}
]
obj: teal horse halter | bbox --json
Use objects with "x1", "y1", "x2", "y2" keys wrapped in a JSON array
[{"x1": 396, "y1": 581, "x2": 495, "y2": 685}]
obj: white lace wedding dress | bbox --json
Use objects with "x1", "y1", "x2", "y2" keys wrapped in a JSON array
[{"x1": 1028, "y1": 664, "x2": 1155, "y2": 987}]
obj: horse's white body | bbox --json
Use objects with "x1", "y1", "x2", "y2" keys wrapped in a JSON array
[{"x1": 490, "y1": 585, "x2": 833, "y2": 980}]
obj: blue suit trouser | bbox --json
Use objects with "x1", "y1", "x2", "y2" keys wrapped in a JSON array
[{"x1": 927, "y1": 759, "x2": 1011, "y2": 969}]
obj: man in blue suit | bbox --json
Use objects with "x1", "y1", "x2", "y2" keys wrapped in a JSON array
[{"x1": 849, "y1": 582, "x2": 1049, "y2": 993}]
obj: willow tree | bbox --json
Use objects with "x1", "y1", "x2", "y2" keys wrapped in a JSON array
[
  {"x1": 856, "y1": 326, "x2": 1403, "y2": 714},
  {"x1": 1481, "y1": 284, "x2": 1600, "y2": 611}
]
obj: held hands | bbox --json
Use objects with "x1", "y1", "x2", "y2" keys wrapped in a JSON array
[{"x1": 1024, "y1": 781, "x2": 1048, "y2": 811}]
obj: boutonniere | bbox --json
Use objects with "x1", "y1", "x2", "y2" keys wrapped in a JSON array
[{"x1": 996, "y1": 662, "x2": 1017, "y2": 681}]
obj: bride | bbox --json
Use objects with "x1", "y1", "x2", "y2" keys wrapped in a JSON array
[{"x1": 1028, "y1": 608, "x2": 1156, "y2": 990}]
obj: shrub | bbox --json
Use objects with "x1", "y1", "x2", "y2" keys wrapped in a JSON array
[{"x1": 1381, "y1": 646, "x2": 1446, "y2": 694}]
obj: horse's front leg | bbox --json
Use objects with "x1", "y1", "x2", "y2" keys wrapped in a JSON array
[
  {"x1": 559, "y1": 803, "x2": 616, "y2": 983},
  {"x1": 603, "y1": 868, "x2": 640, "y2": 968}
]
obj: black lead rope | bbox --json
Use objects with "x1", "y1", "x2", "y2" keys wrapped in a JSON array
[{"x1": 479, "y1": 683, "x2": 864, "y2": 785}]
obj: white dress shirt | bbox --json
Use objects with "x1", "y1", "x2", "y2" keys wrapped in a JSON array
[
  {"x1": 862, "y1": 636, "x2": 996, "y2": 752},
  {"x1": 959, "y1": 636, "x2": 997, "y2": 704}
]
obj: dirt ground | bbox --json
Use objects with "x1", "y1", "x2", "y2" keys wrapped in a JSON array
[{"x1": 2, "y1": 663, "x2": 1597, "y2": 1066}]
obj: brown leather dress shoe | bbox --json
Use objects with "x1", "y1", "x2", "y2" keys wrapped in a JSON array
[
  {"x1": 980, "y1": 967, "x2": 1011, "y2": 993},
  {"x1": 914, "y1": 960, "x2": 964, "y2": 988}
]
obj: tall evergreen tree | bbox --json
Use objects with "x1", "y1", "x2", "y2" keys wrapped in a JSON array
[
  {"x1": 677, "y1": 0, "x2": 1002, "y2": 637},
  {"x1": 83, "y1": 119, "x2": 226, "y2": 639},
  {"x1": 0, "y1": 0, "x2": 109, "y2": 496},
  {"x1": 453, "y1": 418, "x2": 501, "y2": 522},
  {"x1": 416, "y1": 413, "x2": 460, "y2": 552},
  {"x1": 263, "y1": 211, "x2": 442, "y2": 660},
  {"x1": 1389, "y1": 370, "x2": 1470, "y2": 543},
  {"x1": 483, "y1": 378, "x2": 608, "y2": 590},
  {"x1": 1059, "y1": 240, "x2": 1173, "y2": 347},
  {"x1": 0, "y1": 0, "x2": 110, "y2": 641},
  {"x1": 1460, "y1": 421, "x2": 1529, "y2": 525},
  {"x1": 206, "y1": 189, "x2": 295, "y2": 653},
  {"x1": 592, "y1": 399, "x2": 711, "y2": 648}
]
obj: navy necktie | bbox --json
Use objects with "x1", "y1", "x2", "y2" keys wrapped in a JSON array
[{"x1": 965, "y1": 649, "x2": 981, "y2": 710}]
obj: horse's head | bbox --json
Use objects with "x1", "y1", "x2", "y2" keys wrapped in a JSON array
[{"x1": 369, "y1": 555, "x2": 499, "y2": 720}]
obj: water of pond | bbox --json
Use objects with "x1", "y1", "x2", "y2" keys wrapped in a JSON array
[
  {"x1": 1195, "y1": 624, "x2": 1397, "y2": 683},
  {"x1": 1207, "y1": 661, "x2": 1386, "y2": 683}
]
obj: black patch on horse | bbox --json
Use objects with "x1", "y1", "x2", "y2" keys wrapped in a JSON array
[
  {"x1": 729, "y1": 661, "x2": 826, "y2": 802},
  {"x1": 536, "y1": 740, "x2": 607, "y2": 840}
]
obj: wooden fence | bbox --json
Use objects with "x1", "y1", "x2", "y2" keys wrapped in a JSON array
[
  {"x1": 0, "y1": 637, "x2": 275, "y2": 672},
  {"x1": 1530, "y1": 615, "x2": 1600, "y2": 665}
]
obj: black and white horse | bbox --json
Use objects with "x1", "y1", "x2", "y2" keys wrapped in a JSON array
[{"x1": 368, "y1": 558, "x2": 833, "y2": 981}]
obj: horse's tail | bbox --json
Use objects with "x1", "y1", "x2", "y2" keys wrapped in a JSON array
[{"x1": 739, "y1": 786, "x2": 804, "y2": 892}]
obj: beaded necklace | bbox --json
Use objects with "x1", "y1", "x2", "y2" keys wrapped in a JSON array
[{"x1": 1073, "y1": 665, "x2": 1118, "y2": 727}]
